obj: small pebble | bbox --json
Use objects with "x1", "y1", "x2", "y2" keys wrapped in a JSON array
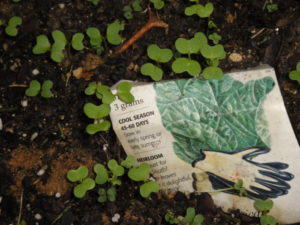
[
  {"x1": 34, "y1": 213, "x2": 42, "y2": 220},
  {"x1": 229, "y1": 52, "x2": 243, "y2": 62},
  {"x1": 112, "y1": 213, "x2": 120, "y2": 223},
  {"x1": 30, "y1": 132, "x2": 39, "y2": 141},
  {"x1": 55, "y1": 192, "x2": 61, "y2": 198},
  {"x1": 21, "y1": 99, "x2": 28, "y2": 108},
  {"x1": 0, "y1": 118, "x2": 3, "y2": 130},
  {"x1": 32, "y1": 69, "x2": 40, "y2": 76},
  {"x1": 0, "y1": 196, "x2": 3, "y2": 203},
  {"x1": 103, "y1": 144, "x2": 108, "y2": 152},
  {"x1": 37, "y1": 169, "x2": 45, "y2": 176},
  {"x1": 58, "y1": 3, "x2": 65, "y2": 9}
]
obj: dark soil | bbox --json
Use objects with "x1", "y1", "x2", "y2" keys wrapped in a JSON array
[{"x1": 0, "y1": 0, "x2": 299, "y2": 225}]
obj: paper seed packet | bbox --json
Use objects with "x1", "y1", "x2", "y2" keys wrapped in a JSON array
[{"x1": 110, "y1": 65, "x2": 300, "y2": 224}]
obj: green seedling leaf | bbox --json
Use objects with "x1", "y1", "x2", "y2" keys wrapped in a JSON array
[
  {"x1": 52, "y1": 30, "x2": 67, "y2": 49},
  {"x1": 182, "y1": 207, "x2": 196, "y2": 224},
  {"x1": 208, "y1": 20, "x2": 218, "y2": 29},
  {"x1": 200, "y1": 43, "x2": 226, "y2": 60},
  {"x1": 67, "y1": 166, "x2": 88, "y2": 182},
  {"x1": 107, "y1": 186, "x2": 116, "y2": 202},
  {"x1": 260, "y1": 215, "x2": 277, "y2": 225},
  {"x1": 106, "y1": 20, "x2": 125, "y2": 45},
  {"x1": 128, "y1": 163, "x2": 150, "y2": 181},
  {"x1": 172, "y1": 57, "x2": 201, "y2": 76},
  {"x1": 5, "y1": 16, "x2": 22, "y2": 36},
  {"x1": 84, "y1": 82, "x2": 97, "y2": 95},
  {"x1": 232, "y1": 179, "x2": 247, "y2": 196},
  {"x1": 123, "y1": 5, "x2": 133, "y2": 20},
  {"x1": 116, "y1": 81, "x2": 135, "y2": 103},
  {"x1": 139, "y1": 181, "x2": 160, "y2": 198},
  {"x1": 185, "y1": 2, "x2": 214, "y2": 18},
  {"x1": 97, "y1": 188, "x2": 107, "y2": 203},
  {"x1": 202, "y1": 66, "x2": 223, "y2": 80},
  {"x1": 132, "y1": 0, "x2": 142, "y2": 11},
  {"x1": 50, "y1": 42, "x2": 65, "y2": 62},
  {"x1": 208, "y1": 32, "x2": 222, "y2": 44},
  {"x1": 25, "y1": 80, "x2": 41, "y2": 97},
  {"x1": 147, "y1": 44, "x2": 173, "y2": 63},
  {"x1": 94, "y1": 163, "x2": 109, "y2": 184},
  {"x1": 254, "y1": 199, "x2": 274, "y2": 212},
  {"x1": 71, "y1": 33, "x2": 85, "y2": 51},
  {"x1": 175, "y1": 37, "x2": 201, "y2": 54},
  {"x1": 74, "y1": 177, "x2": 95, "y2": 198},
  {"x1": 121, "y1": 155, "x2": 135, "y2": 169},
  {"x1": 150, "y1": 0, "x2": 164, "y2": 10},
  {"x1": 86, "y1": 120, "x2": 111, "y2": 134},
  {"x1": 141, "y1": 63, "x2": 163, "y2": 81},
  {"x1": 289, "y1": 62, "x2": 300, "y2": 84},
  {"x1": 266, "y1": 4, "x2": 278, "y2": 13},
  {"x1": 110, "y1": 176, "x2": 122, "y2": 186},
  {"x1": 97, "y1": 85, "x2": 116, "y2": 104},
  {"x1": 108, "y1": 159, "x2": 125, "y2": 176},
  {"x1": 83, "y1": 103, "x2": 111, "y2": 119},
  {"x1": 33, "y1": 35, "x2": 51, "y2": 54},
  {"x1": 41, "y1": 80, "x2": 54, "y2": 98},
  {"x1": 87, "y1": 0, "x2": 101, "y2": 6},
  {"x1": 194, "y1": 32, "x2": 208, "y2": 46},
  {"x1": 192, "y1": 214, "x2": 204, "y2": 225},
  {"x1": 86, "y1": 27, "x2": 102, "y2": 48},
  {"x1": 165, "y1": 211, "x2": 179, "y2": 224}
]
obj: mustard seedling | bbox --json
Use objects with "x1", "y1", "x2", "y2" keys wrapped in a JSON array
[
  {"x1": 123, "y1": 5, "x2": 134, "y2": 20},
  {"x1": 266, "y1": 4, "x2": 278, "y2": 13},
  {"x1": 84, "y1": 81, "x2": 134, "y2": 134},
  {"x1": 289, "y1": 62, "x2": 300, "y2": 85},
  {"x1": 128, "y1": 160, "x2": 160, "y2": 198},
  {"x1": 254, "y1": 199, "x2": 276, "y2": 225},
  {"x1": 71, "y1": 33, "x2": 85, "y2": 51},
  {"x1": 86, "y1": 27, "x2": 102, "y2": 49},
  {"x1": 41, "y1": 80, "x2": 54, "y2": 98},
  {"x1": 106, "y1": 20, "x2": 125, "y2": 45},
  {"x1": 5, "y1": 16, "x2": 22, "y2": 37},
  {"x1": 50, "y1": 30, "x2": 67, "y2": 62},
  {"x1": 172, "y1": 36, "x2": 202, "y2": 76},
  {"x1": 98, "y1": 187, "x2": 116, "y2": 203},
  {"x1": 150, "y1": 0, "x2": 164, "y2": 10},
  {"x1": 67, "y1": 166, "x2": 96, "y2": 198},
  {"x1": 25, "y1": 80, "x2": 41, "y2": 97},
  {"x1": 25, "y1": 80, "x2": 54, "y2": 98},
  {"x1": 83, "y1": 103, "x2": 111, "y2": 134},
  {"x1": 233, "y1": 179, "x2": 247, "y2": 197},
  {"x1": 132, "y1": 0, "x2": 142, "y2": 11},
  {"x1": 165, "y1": 207, "x2": 204, "y2": 225},
  {"x1": 116, "y1": 81, "x2": 134, "y2": 102},
  {"x1": 141, "y1": 44, "x2": 173, "y2": 81},
  {"x1": 185, "y1": 1, "x2": 214, "y2": 18},
  {"x1": 32, "y1": 35, "x2": 51, "y2": 54},
  {"x1": 208, "y1": 32, "x2": 221, "y2": 44}
]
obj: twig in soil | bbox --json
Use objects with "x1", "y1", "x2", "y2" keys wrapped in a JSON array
[
  {"x1": 114, "y1": 9, "x2": 168, "y2": 56},
  {"x1": 16, "y1": 189, "x2": 24, "y2": 225},
  {"x1": 51, "y1": 205, "x2": 72, "y2": 225},
  {"x1": 57, "y1": 123, "x2": 66, "y2": 139},
  {"x1": 8, "y1": 83, "x2": 27, "y2": 88}
]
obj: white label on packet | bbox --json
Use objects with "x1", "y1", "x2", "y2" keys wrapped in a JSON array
[{"x1": 110, "y1": 65, "x2": 300, "y2": 224}]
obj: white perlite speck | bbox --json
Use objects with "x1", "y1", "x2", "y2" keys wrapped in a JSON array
[
  {"x1": 34, "y1": 213, "x2": 42, "y2": 220},
  {"x1": 112, "y1": 213, "x2": 120, "y2": 223},
  {"x1": 32, "y1": 69, "x2": 40, "y2": 75},
  {"x1": 21, "y1": 99, "x2": 28, "y2": 108},
  {"x1": 0, "y1": 118, "x2": 3, "y2": 130},
  {"x1": 37, "y1": 169, "x2": 45, "y2": 176},
  {"x1": 55, "y1": 192, "x2": 61, "y2": 198},
  {"x1": 30, "y1": 132, "x2": 38, "y2": 141}
]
